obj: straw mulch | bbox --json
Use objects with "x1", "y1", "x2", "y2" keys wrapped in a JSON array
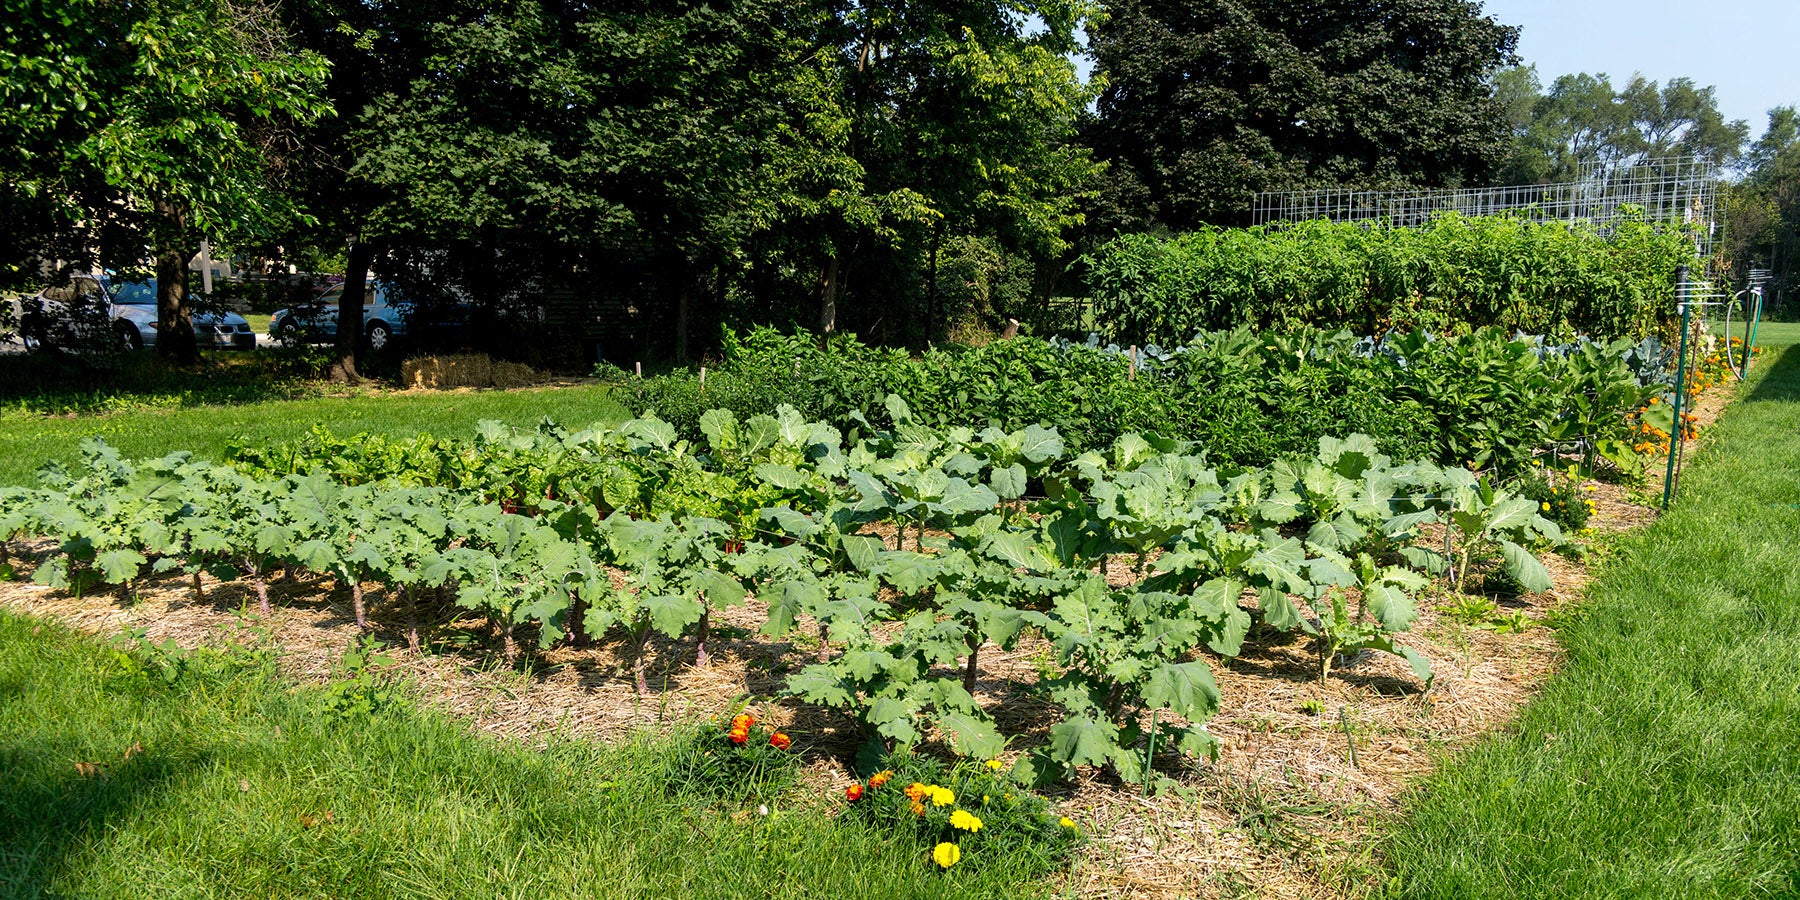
[
  {"x1": 400, "y1": 354, "x2": 548, "y2": 390},
  {"x1": 0, "y1": 477, "x2": 1659, "y2": 899}
]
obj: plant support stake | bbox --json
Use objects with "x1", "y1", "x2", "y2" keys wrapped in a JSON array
[{"x1": 1663, "y1": 266, "x2": 1691, "y2": 512}]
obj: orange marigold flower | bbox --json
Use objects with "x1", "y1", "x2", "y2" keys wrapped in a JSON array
[
  {"x1": 903, "y1": 782, "x2": 927, "y2": 802},
  {"x1": 769, "y1": 732, "x2": 792, "y2": 750},
  {"x1": 845, "y1": 784, "x2": 865, "y2": 802},
  {"x1": 869, "y1": 770, "x2": 893, "y2": 788},
  {"x1": 910, "y1": 800, "x2": 926, "y2": 816},
  {"x1": 728, "y1": 729, "x2": 748, "y2": 745},
  {"x1": 731, "y1": 713, "x2": 756, "y2": 731}
]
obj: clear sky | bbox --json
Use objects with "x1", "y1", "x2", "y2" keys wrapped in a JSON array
[{"x1": 1480, "y1": 0, "x2": 1800, "y2": 141}]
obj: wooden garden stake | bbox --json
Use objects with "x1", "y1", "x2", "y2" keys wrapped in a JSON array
[{"x1": 1129, "y1": 346, "x2": 1138, "y2": 380}]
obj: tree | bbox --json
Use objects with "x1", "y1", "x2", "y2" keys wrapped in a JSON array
[
  {"x1": 1085, "y1": 0, "x2": 1519, "y2": 230},
  {"x1": 1498, "y1": 70, "x2": 1749, "y2": 184},
  {"x1": 1725, "y1": 107, "x2": 1800, "y2": 306},
  {"x1": 0, "y1": 0, "x2": 331, "y2": 365}
]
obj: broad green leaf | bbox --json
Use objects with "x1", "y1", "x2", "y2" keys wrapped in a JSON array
[{"x1": 1143, "y1": 661, "x2": 1221, "y2": 722}]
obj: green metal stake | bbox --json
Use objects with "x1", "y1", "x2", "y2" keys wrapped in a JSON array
[{"x1": 1662, "y1": 268, "x2": 1692, "y2": 512}]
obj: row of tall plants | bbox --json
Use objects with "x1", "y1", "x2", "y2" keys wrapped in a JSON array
[
  {"x1": 623, "y1": 325, "x2": 1678, "y2": 478},
  {"x1": 3, "y1": 405, "x2": 1567, "y2": 784},
  {"x1": 1081, "y1": 213, "x2": 1700, "y2": 345}
]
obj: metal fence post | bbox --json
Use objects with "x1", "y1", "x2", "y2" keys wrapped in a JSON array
[{"x1": 1662, "y1": 266, "x2": 1691, "y2": 512}]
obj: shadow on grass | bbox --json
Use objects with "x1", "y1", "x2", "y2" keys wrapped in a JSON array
[
  {"x1": 1744, "y1": 343, "x2": 1800, "y2": 404},
  {"x1": 0, "y1": 739, "x2": 206, "y2": 895}
]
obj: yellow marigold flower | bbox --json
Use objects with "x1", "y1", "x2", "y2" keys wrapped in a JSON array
[
  {"x1": 984, "y1": 759, "x2": 1004, "y2": 771},
  {"x1": 949, "y1": 809, "x2": 984, "y2": 832},
  {"x1": 903, "y1": 782, "x2": 927, "y2": 802},
  {"x1": 1541, "y1": 502, "x2": 1551, "y2": 511},
  {"x1": 931, "y1": 786, "x2": 955, "y2": 807},
  {"x1": 1059, "y1": 816, "x2": 1077, "y2": 829},
  {"x1": 932, "y1": 842, "x2": 961, "y2": 869}
]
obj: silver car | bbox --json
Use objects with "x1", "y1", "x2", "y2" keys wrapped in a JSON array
[
  {"x1": 27, "y1": 275, "x2": 254, "y2": 351},
  {"x1": 270, "y1": 281, "x2": 408, "y2": 351}
]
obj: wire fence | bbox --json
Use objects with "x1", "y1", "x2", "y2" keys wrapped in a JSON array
[{"x1": 1251, "y1": 156, "x2": 1722, "y2": 257}]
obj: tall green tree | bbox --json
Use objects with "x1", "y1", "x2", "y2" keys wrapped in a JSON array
[
  {"x1": 0, "y1": 0, "x2": 331, "y2": 364},
  {"x1": 1496, "y1": 69, "x2": 1749, "y2": 184},
  {"x1": 1084, "y1": 0, "x2": 1519, "y2": 230}
]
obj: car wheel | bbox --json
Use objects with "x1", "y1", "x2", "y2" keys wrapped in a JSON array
[
  {"x1": 277, "y1": 319, "x2": 299, "y2": 343},
  {"x1": 117, "y1": 321, "x2": 143, "y2": 351},
  {"x1": 366, "y1": 321, "x2": 392, "y2": 352}
]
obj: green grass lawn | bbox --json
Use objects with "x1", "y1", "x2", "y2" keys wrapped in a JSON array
[
  {"x1": 0, "y1": 612, "x2": 1070, "y2": 899},
  {"x1": 0, "y1": 384, "x2": 629, "y2": 486},
  {"x1": 1379, "y1": 323, "x2": 1800, "y2": 898}
]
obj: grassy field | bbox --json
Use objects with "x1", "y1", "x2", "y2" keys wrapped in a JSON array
[
  {"x1": 0, "y1": 612, "x2": 1070, "y2": 899},
  {"x1": 0, "y1": 384, "x2": 628, "y2": 486},
  {"x1": 1379, "y1": 321, "x2": 1800, "y2": 898}
]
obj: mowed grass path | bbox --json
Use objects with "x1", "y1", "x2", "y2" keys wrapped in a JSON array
[
  {"x1": 1381, "y1": 322, "x2": 1800, "y2": 898},
  {"x1": 0, "y1": 384, "x2": 630, "y2": 485},
  {"x1": 0, "y1": 613, "x2": 1058, "y2": 899}
]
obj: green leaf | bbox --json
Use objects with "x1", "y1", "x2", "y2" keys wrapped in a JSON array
[
  {"x1": 1142, "y1": 661, "x2": 1221, "y2": 722},
  {"x1": 1498, "y1": 539, "x2": 1553, "y2": 594},
  {"x1": 938, "y1": 712, "x2": 1004, "y2": 758},
  {"x1": 1048, "y1": 715, "x2": 1117, "y2": 768},
  {"x1": 642, "y1": 593, "x2": 703, "y2": 638}
]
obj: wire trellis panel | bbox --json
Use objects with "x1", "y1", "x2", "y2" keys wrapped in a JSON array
[{"x1": 1251, "y1": 156, "x2": 1721, "y2": 257}]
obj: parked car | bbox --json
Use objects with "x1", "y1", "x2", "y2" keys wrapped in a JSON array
[
  {"x1": 26, "y1": 275, "x2": 254, "y2": 351},
  {"x1": 270, "y1": 281, "x2": 409, "y2": 351},
  {"x1": 107, "y1": 278, "x2": 256, "y2": 351}
]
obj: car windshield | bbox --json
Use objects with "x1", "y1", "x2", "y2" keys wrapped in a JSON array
[{"x1": 112, "y1": 280, "x2": 158, "y2": 305}]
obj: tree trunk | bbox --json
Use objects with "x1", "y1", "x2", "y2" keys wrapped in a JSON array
[
  {"x1": 819, "y1": 253, "x2": 841, "y2": 334},
  {"x1": 328, "y1": 241, "x2": 375, "y2": 384},
  {"x1": 153, "y1": 200, "x2": 199, "y2": 366}
]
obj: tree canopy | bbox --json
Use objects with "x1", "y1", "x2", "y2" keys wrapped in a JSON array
[{"x1": 1083, "y1": 0, "x2": 1519, "y2": 231}]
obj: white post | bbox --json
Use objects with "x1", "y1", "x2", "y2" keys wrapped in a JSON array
[{"x1": 198, "y1": 239, "x2": 214, "y2": 294}]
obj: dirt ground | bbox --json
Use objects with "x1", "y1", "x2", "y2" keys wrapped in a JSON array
[{"x1": 3, "y1": 410, "x2": 1729, "y2": 898}]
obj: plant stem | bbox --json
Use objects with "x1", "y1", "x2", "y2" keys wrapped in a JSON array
[
  {"x1": 633, "y1": 626, "x2": 652, "y2": 695},
  {"x1": 192, "y1": 570, "x2": 204, "y2": 602},
  {"x1": 694, "y1": 607, "x2": 711, "y2": 668},
  {"x1": 963, "y1": 639, "x2": 980, "y2": 694},
  {"x1": 350, "y1": 579, "x2": 367, "y2": 631},
  {"x1": 405, "y1": 585, "x2": 420, "y2": 653},
  {"x1": 253, "y1": 568, "x2": 271, "y2": 618}
]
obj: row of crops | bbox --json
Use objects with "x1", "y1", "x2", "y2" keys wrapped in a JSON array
[
  {"x1": 0, "y1": 400, "x2": 1567, "y2": 783},
  {"x1": 1081, "y1": 213, "x2": 1699, "y2": 345},
  {"x1": 626, "y1": 325, "x2": 1692, "y2": 476}
]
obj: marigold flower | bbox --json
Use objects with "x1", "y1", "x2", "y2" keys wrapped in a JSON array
[
  {"x1": 845, "y1": 783, "x2": 865, "y2": 802},
  {"x1": 869, "y1": 770, "x2": 892, "y2": 788},
  {"x1": 949, "y1": 809, "x2": 984, "y2": 832},
  {"x1": 932, "y1": 842, "x2": 961, "y2": 868},
  {"x1": 728, "y1": 729, "x2": 748, "y2": 745},
  {"x1": 1059, "y1": 816, "x2": 1077, "y2": 829},
  {"x1": 930, "y1": 787, "x2": 955, "y2": 807},
  {"x1": 984, "y1": 759, "x2": 1004, "y2": 772},
  {"x1": 769, "y1": 732, "x2": 792, "y2": 750},
  {"x1": 731, "y1": 713, "x2": 756, "y2": 732},
  {"x1": 910, "y1": 800, "x2": 926, "y2": 816},
  {"x1": 903, "y1": 782, "x2": 927, "y2": 802}
]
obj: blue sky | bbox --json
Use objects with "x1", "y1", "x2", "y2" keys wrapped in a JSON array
[{"x1": 1481, "y1": 0, "x2": 1800, "y2": 141}]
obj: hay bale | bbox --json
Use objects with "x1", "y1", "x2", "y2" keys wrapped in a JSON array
[{"x1": 402, "y1": 354, "x2": 544, "y2": 390}]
